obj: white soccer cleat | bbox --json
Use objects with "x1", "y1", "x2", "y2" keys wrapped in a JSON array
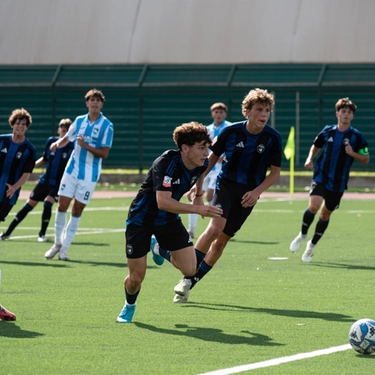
[
  {"x1": 58, "y1": 247, "x2": 70, "y2": 261},
  {"x1": 173, "y1": 293, "x2": 189, "y2": 303},
  {"x1": 290, "y1": 232, "x2": 307, "y2": 253},
  {"x1": 45, "y1": 244, "x2": 62, "y2": 259},
  {"x1": 302, "y1": 240, "x2": 315, "y2": 263},
  {"x1": 38, "y1": 235, "x2": 47, "y2": 243},
  {"x1": 174, "y1": 278, "x2": 192, "y2": 296}
]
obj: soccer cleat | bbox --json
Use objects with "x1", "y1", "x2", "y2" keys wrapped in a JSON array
[
  {"x1": 302, "y1": 240, "x2": 315, "y2": 263},
  {"x1": 58, "y1": 247, "x2": 70, "y2": 261},
  {"x1": 0, "y1": 233, "x2": 10, "y2": 241},
  {"x1": 44, "y1": 244, "x2": 61, "y2": 259},
  {"x1": 116, "y1": 303, "x2": 136, "y2": 323},
  {"x1": 290, "y1": 232, "x2": 307, "y2": 253},
  {"x1": 0, "y1": 304, "x2": 16, "y2": 321},
  {"x1": 174, "y1": 278, "x2": 192, "y2": 296},
  {"x1": 38, "y1": 235, "x2": 47, "y2": 243},
  {"x1": 173, "y1": 293, "x2": 189, "y2": 303},
  {"x1": 150, "y1": 236, "x2": 164, "y2": 266}
]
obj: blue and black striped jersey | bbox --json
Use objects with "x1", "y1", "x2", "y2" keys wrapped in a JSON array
[
  {"x1": 312, "y1": 125, "x2": 368, "y2": 192},
  {"x1": 0, "y1": 134, "x2": 36, "y2": 205},
  {"x1": 211, "y1": 121, "x2": 282, "y2": 189},
  {"x1": 38, "y1": 137, "x2": 74, "y2": 187},
  {"x1": 127, "y1": 150, "x2": 208, "y2": 226}
]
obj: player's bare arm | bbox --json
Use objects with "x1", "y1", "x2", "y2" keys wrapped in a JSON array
[
  {"x1": 50, "y1": 136, "x2": 70, "y2": 152},
  {"x1": 241, "y1": 165, "x2": 281, "y2": 208},
  {"x1": 304, "y1": 145, "x2": 321, "y2": 170},
  {"x1": 156, "y1": 190, "x2": 222, "y2": 217},
  {"x1": 345, "y1": 144, "x2": 370, "y2": 165},
  {"x1": 6, "y1": 172, "x2": 31, "y2": 199}
]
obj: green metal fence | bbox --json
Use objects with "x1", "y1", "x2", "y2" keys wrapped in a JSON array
[{"x1": 0, "y1": 64, "x2": 374, "y2": 171}]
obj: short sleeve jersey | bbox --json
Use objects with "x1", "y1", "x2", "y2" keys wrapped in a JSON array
[
  {"x1": 38, "y1": 137, "x2": 74, "y2": 187},
  {"x1": 0, "y1": 134, "x2": 37, "y2": 205},
  {"x1": 127, "y1": 150, "x2": 208, "y2": 227},
  {"x1": 211, "y1": 121, "x2": 282, "y2": 189},
  {"x1": 206, "y1": 120, "x2": 232, "y2": 173},
  {"x1": 312, "y1": 125, "x2": 369, "y2": 192},
  {"x1": 65, "y1": 113, "x2": 114, "y2": 182}
]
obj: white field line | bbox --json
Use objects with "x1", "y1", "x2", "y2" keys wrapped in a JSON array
[{"x1": 197, "y1": 344, "x2": 351, "y2": 375}]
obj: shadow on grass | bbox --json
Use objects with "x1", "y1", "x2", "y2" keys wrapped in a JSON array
[
  {"x1": 309, "y1": 262, "x2": 375, "y2": 271},
  {"x1": 134, "y1": 322, "x2": 283, "y2": 346},
  {"x1": 0, "y1": 260, "x2": 67, "y2": 268},
  {"x1": 0, "y1": 322, "x2": 44, "y2": 338},
  {"x1": 229, "y1": 239, "x2": 279, "y2": 245},
  {"x1": 180, "y1": 302, "x2": 353, "y2": 322}
]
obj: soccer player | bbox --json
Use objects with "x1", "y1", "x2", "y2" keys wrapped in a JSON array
[
  {"x1": 154, "y1": 88, "x2": 282, "y2": 303},
  {"x1": 0, "y1": 119, "x2": 74, "y2": 242},
  {"x1": 0, "y1": 108, "x2": 36, "y2": 228},
  {"x1": 289, "y1": 97, "x2": 369, "y2": 262},
  {"x1": 44, "y1": 89, "x2": 114, "y2": 261},
  {"x1": 187, "y1": 102, "x2": 232, "y2": 238},
  {"x1": 116, "y1": 122, "x2": 223, "y2": 323},
  {"x1": 0, "y1": 304, "x2": 16, "y2": 321}
]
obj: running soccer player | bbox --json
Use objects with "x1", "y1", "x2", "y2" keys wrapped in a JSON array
[
  {"x1": 44, "y1": 89, "x2": 114, "y2": 261},
  {"x1": 0, "y1": 108, "x2": 36, "y2": 228},
  {"x1": 289, "y1": 97, "x2": 369, "y2": 262},
  {"x1": 116, "y1": 122, "x2": 223, "y2": 323},
  {"x1": 0, "y1": 119, "x2": 74, "y2": 242},
  {"x1": 187, "y1": 102, "x2": 232, "y2": 238},
  {"x1": 152, "y1": 88, "x2": 282, "y2": 303}
]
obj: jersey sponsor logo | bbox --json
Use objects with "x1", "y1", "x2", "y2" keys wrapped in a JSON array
[
  {"x1": 16, "y1": 152, "x2": 22, "y2": 159},
  {"x1": 328, "y1": 137, "x2": 334, "y2": 142},
  {"x1": 257, "y1": 144, "x2": 265, "y2": 153},
  {"x1": 1, "y1": 147, "x2": 7, "y2": 153},
  {"x1": 163, "y1": 176, "x2": 172, "y2": 187},
  {"x1": 172, "y1": 179, "x2": 180, "y2": 185},
  {"x1": 236, "y1": 141, "x2": 245, "y2": 148}
]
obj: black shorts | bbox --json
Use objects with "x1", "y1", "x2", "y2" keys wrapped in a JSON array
[
  {"x1": 125, "y1": 219, "x2": 193, "y2": 259},
  {"x1": 310, "y1": 181, "x2": 343, "y2": 211},
  {"x1": 29, "y1": 183, "x2": 59, "y2": 202},
  {"x1": 0, "y1": 202, "x2": 13, "y2": 222},
  {"x1": 213, "y1": 179, "x2": 254, "y2": 237}
]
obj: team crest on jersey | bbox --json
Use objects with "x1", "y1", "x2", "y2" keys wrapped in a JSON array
[
  {"x1": 16, "y1": 152, "x2": 22, "y2": 159},
  {"x1": 163, "y1": 176, "x2": 172, "y2": 187},
  {"x1": 93, "y1": 127, "x2": 99, "y2": 136},
  {"x1": 343, "y1": 138, "x2": 350, "y2": 146},
  {"x1": 62, "y1": 152, "x2": 68, "y2": 159},
  {"x1": 126, "y1": 244, "x2": 133, "y2": 255},
  {"x1": 257, "y1": 144, "x2": 265, "y2": 153}
]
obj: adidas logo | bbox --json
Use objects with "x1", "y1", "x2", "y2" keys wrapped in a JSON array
[
  {"x1": 173, "y1": 179, "x2": 180, "y2": 185},
  {"x1": 236, "y1": 141, "x2": 245, "y2": 148},
  {"x1": 328, "y1": 137, "x2": 334, "y2": 142},
  {"x1": 1, "y1": 147, "x2": 7, "y2": 153}
]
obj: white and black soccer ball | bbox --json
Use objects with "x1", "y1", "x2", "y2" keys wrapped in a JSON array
[{"x1": 348, "y1": 318, "x2": 375, "y2": 355}]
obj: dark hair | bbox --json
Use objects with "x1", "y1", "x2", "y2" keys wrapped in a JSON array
[
  {"x1": 58, "y1": 118, "x2": 72, "y2": 130},
  {"x1": 335, "y1": 97, "x2": 357, "y2": 113},
  {"x1": 8, "y1": 108, "x2": 32, "y2": 128},
  {"x1": 173, "y1": 122, "x2": 212, "y2": 149}
]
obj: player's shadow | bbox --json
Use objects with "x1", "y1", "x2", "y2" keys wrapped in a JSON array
[
  {"x1": 307, "y1": 262, "x2": 375, "y2": 271},
  {"x1": 0, "y1": 322, "x2": 44, "y2": 339},
  {"x1": 230, "y1": 239, "x2": 279, "y2": 245},
  {"x1": 72, "y1": 242, "x2": 110, "y2": 247},
  {"x1": 134, "y1": 322, "x2": 283, "y2": 347},
  {"x1": 181, "y1": 302, "x2": 353, "y2": 322}
]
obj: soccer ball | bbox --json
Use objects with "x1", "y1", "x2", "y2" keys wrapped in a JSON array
[{"x1": 348, "y1": 318, "x2": 375, "y2": 354}]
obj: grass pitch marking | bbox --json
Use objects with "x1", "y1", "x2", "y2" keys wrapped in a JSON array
[{"x1": 197, "y1": 344, "x2": 351, "y2": 375}]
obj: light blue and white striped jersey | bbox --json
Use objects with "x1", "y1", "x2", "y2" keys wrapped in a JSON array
[
  {"x1": 207, "y1": 120, "x2": 232, "y2": 173},
  {"x1": 65, "y1": 112, "x2": 114, "y2": 182}
]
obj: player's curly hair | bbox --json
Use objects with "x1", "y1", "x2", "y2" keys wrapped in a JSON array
[
  {"x1": 335, "y1": 97, "x2": 357, "y2": 113},
  {"x1": 8, "y1": 108, "x2": 32, "y2": 128},
  {"x1": 173, "y1": 122, "x2": 212, "y2": 149},
  {"x1": 85, "y1": 88, "x2": 105, "y2": 102},
  {"x1": 241, "y1": 88, "x2": 275, "y2": 118}
]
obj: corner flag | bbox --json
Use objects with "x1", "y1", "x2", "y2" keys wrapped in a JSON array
[
  {"x1": 284, "y1": 126, "x2": 295, "y2": 160},
  {"x1": 284, "y1": 127, "x2": 295, "y2": 196}
]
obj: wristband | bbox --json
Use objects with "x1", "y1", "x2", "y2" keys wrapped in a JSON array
[{"x1": 195, "y1": 194, "x2": 203, "y2": 197}]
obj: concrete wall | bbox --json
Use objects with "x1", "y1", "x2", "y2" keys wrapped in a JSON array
[{"x1": 1, "y1": 0, "x2": 374, "y2": 64}]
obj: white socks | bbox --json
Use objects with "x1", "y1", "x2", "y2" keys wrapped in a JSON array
[{"x1": 54, "y1": 210, "x2": 67, "y2": 245}]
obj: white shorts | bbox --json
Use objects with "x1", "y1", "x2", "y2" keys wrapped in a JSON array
[
  {"x1": 58, "y1": 172, "x2": 97, "y2": 205},
  {"x1": 203, "y1": 170, "x2": 220, "y2": 191}
]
